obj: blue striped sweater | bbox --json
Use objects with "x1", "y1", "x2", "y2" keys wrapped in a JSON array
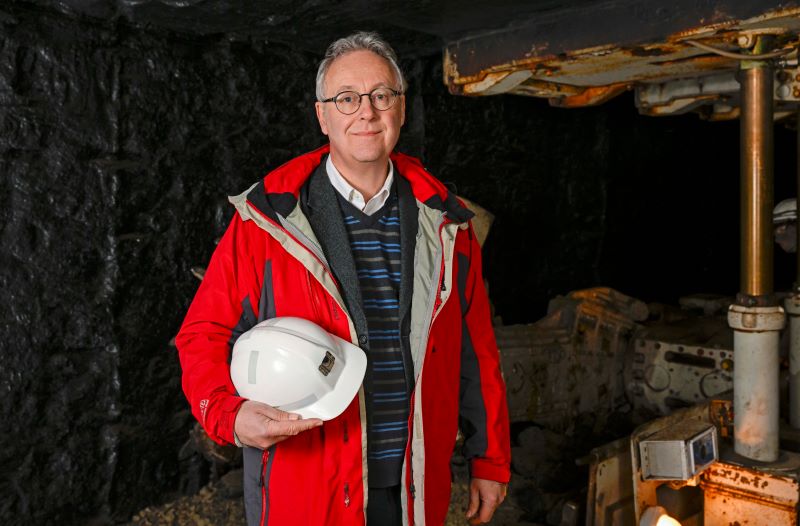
[{"x1": 336, "y1": 188, "x2": 409, "y2": 488}]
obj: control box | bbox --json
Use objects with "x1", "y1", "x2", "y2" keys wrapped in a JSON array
[{"x1": 639, "y1": 419, "x2": 717, "y2": 480}]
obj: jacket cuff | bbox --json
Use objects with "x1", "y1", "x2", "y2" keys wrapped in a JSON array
[
  {"x1": 216, "y1": 394, "x2": 247, "y2": 445},
  {"x1": 470, "y1": 458, "x2": 511, "y2": 483}
]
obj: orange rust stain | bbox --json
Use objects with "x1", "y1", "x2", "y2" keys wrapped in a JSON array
[
  {"x1": 550, "y1": 83, "x2": 628, "y2": 108},
  {"x1": 650, "y1": 54, "x2": 730, "y2": 68}
]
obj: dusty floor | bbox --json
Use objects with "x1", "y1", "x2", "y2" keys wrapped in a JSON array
[
  {"x1": 127, "y1": 458, "x2": 539, "y2": 526},
  {"x1": 127, "y1": 423, "x2": 588, "y2": 525}
]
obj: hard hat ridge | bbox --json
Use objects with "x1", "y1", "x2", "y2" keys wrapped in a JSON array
[{"x1": 773, "y1": 198, "x2": 797, "y2": 224}]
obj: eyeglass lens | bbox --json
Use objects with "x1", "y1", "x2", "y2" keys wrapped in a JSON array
[{"x1": 335, "y1": 88, "x2": 397, "y2": 114}]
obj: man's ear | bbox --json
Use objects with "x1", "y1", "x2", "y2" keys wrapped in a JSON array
[
  {"x1": 400, "y1": 95, "x2": 406, "y2": 127},
  {"x1": 315, "y1": 102, "x2": 329, "y2": 136}
]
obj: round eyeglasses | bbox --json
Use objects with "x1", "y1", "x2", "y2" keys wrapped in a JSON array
[{"x1": 321, "y1": 87, "x2": 402, "y2": 115}]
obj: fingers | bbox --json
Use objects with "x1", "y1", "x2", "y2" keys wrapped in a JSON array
[
  {"x1": 467, "y1": 497, "x2": 503, "y2": 525},
  {"x1": 234, "y1": 401, "x2": 321, "y2": 449},
  {"x1": 477, "y1": 496, "x2": 501, "y2": 524},
  {"x1": 265, "y1": 416, "x2": 323, "y2": 437},
  {"x1": 467, "y1": 480, "x2": 507, "y2": 524},
  {"x1": 465, "y1": 482, "x2": 480, "y2": 522},
  {"x1": 253, "y1": 402, "x2": 301, "y2": 421}
]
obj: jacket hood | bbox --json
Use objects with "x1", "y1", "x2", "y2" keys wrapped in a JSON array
[{"x1": 243, "y1": 144, "x2": 474, "y2": 225}]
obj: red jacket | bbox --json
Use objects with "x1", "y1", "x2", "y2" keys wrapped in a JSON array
[{"x1": 176, "y1": 145, "x2": 510, "y2": 526}]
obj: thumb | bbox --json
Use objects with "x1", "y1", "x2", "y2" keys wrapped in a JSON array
[{"x1": 466, "y1": 482, "x2": 480, "y2": 519}]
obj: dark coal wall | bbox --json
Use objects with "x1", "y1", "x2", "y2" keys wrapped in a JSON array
[
  {"x1": 0, "y1": 4, "x2": 323, "y2": 524},
  {"x1": 2, "y1": 2, "x2": 797, "y2": 525}
]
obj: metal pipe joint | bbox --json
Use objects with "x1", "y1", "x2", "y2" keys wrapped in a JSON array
[{"x1": 728, "y1": 304, "x2": 785, "y2": 462}]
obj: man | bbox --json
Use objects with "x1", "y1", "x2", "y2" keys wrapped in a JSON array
[
  {"x1": 774, "y1": 198, "x2": 797, "y2": 254},
  {"x1": 176, "y1": 32, "x2": 510, "y2": 526}
]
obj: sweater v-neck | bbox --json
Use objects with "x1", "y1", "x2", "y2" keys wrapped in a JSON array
[{"x1": 335, "y1": 184, "x2": 398, "y2": 228}]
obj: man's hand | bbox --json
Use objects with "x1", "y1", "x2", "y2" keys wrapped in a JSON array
[
  {"x1": 466, "y1": 478, "x2": 507, "y2": 525},
  {"x1": 234, "y1": 400, "x2": 323, "y2": 449}
]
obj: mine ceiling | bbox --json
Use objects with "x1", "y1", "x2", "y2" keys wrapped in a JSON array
[
  {"x1": 20, "y1": 0, "x2": 601, "y2": 56},
  {"x1": 25, "y1": 0, "x2": 800, "y2": 118}
]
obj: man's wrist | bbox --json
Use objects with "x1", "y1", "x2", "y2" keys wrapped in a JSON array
[{"x1": 470, "y1": 458, "x2": 511, "y2": 483}]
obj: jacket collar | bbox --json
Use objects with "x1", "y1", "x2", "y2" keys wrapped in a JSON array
[
  {"x1": 245, "y1": 144, "x2": 474, "y2": 224},
  {"x1": 301, "y1": 162, "x2": 367, "y2": 343}
]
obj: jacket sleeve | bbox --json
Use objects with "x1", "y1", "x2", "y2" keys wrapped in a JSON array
[
  {"x1": 175, "y1": 213, "x2": 261, "y2": 445},
  {"x1": 457, "y1": 225, "x2": 511, "y2": 483}
]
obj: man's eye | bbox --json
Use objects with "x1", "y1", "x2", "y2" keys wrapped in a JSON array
[{"x1": 339, "y1": 95, "x2": 354, "y2": 103}]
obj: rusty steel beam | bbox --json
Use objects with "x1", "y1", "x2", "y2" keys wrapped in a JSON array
[
  {"x1": 445, "y1": 0, "x2": 775, "y2": 81},
  {"x1": 442, "y1": 0, "x2": 800, "y2": 118}
]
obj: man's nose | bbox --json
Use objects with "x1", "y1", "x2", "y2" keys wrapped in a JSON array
[{"x1": 357, "y1": 94, "x2": 377, "y2": 118}]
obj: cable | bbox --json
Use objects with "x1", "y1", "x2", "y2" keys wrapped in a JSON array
[{"x1": 685, "y1": 39, "x2": 793, "y2": 60}]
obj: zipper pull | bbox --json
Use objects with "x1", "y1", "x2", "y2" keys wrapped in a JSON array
[
  {"x1": 344, "y1": 483, "x2": 351, "y2": 507},
  {"x1": 440, "y1": 278, "x2": 446, "y2": 292},
  {"x1": 410, "y1": 483, "x2": 416, "y2": 500}
]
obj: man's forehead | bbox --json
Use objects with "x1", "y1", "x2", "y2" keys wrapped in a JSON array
[
  {"x1": 326, "y1": 51, "x2": 397, "y2": 90},
  {"x1": 331, "y1": 81, "x2": 393, "y2": 92}
]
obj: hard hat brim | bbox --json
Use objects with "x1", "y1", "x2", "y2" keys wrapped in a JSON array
[{"x1": 277, "y1": 333, "x2": 367, "y2": 421}]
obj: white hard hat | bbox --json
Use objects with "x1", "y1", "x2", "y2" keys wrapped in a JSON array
[
  {"x1": 230, "y1": 317, "x2": 366, "y2": 421},
  {"x1": 774, "y1": 198, "x2": 797, "y2": 224}
]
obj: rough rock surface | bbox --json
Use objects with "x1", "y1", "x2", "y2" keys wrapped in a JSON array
[{"x1": 0, "y1": 4, "x2": 322, "y2": 524}]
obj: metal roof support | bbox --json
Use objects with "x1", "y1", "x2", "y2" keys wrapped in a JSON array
[{"x1": 729, "y1": 35, "x2": 785, "y2": 462}]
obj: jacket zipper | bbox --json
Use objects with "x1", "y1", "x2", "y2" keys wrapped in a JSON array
[
  {"x1": 427, "y1": 221, "x2": 454, "y2": 335},
  {"x1": 418, "y1": 219, "x2": 449, "y2": 359},
  {"x1": 260, "y1": 449, "x2": 270, "y2": 526},
  {"x1": 306, "y1": 270, "x2": 323, "y2": 320},
  {"x1": 344, "y1": 482, "x2": 351, "y2": 507},
  {"x1": 406, "y1": 219, "x2": 453, "y2": 517}
]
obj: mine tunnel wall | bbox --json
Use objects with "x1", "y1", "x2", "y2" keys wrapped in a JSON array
[{"x1": 1, "y1": 2, "x2": 797, "y2": 524}]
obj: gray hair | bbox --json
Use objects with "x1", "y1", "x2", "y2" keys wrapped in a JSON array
[{"x1": 316, "y1": 31, "x2": 407, "y2": 101}]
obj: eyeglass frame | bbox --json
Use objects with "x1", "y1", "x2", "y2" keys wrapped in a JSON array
[{"x1": 320, "y1": 87, "x2": 403, "y2": 115}]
